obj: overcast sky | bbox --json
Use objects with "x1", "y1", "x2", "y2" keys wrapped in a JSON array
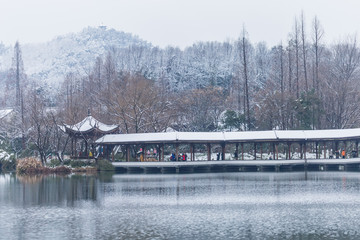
[{"x1": 1, "y1": 0, "x2": 360, "y2": 48}]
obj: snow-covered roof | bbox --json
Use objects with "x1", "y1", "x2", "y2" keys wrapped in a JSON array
[
  {"x1": 64, "y1": 115, "x2": 119, "y2": 134},
  {"x1": 0, "y1": 109, "x2": 13, "y2": 120},
  {"x1": 96, "y1": 128, "x2": 360, "y2": 145},
  {"x1": 275, "y1": 128, "x2": 360, "y2": 141},
  {"x1": 224, "y1": 131, "x2": 277, "y2": 141}
]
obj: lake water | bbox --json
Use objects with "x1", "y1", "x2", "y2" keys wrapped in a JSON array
[{"x1": 1, "y1": 171, "x2": 360, "y2": 239}]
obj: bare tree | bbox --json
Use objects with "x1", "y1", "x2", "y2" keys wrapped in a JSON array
[
  {"x1": 8, "y1": 41, "x2": 27, "y2": 150},
  {"x1": 325, "y1": 37, "x2": 360, "y2": 128},
  {"x1": 301, "y1": 12, "x2": 309, "y2": 91},
  {"x1": 12, "y1": 41, "x2": 24, "y2": 108},
  {"x1": 27, "y1": 84, "x2": 54, "y2": 165},
  {"x1": 312, "y1": 16, "x2": 324, "y2": 94},
  {"x1": 105, "y1": 74, "x2": 174, "y2": 133},
  {"x1": 179, "y1": 87, "x2": 226, "y2": 131},
  {"x1": 292, "y1": 17, "x2": 301, "y2": 98},
  {"x1": 240, "y1": 27, "x2": 252, "y2": 130},
  {"x1": 51, "y1": 114, "x2": 70, "y2": 163},
  {"x1": 287, "y1": 41, "x2": 293, "y2": 94}
]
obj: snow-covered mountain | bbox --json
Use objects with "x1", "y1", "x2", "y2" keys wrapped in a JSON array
[{"x1": 0, "y1": 26, "x2": 149, "y2": 86}]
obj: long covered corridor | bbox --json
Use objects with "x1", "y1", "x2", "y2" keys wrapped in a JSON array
[{"x1": 95, "y1": 128, "x2": 360, "y2": 162}]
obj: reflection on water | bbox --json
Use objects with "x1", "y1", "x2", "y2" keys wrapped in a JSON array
[
  {"x1": 1, "y1": 172, "x2": 360, "y2": 239},
  {"x1": 0, "y1": 174, "x2": 100, "y2": 207}
]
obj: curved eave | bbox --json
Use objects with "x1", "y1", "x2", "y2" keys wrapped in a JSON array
[{"x1": 64, "y1": 126, "x2": 119, "y2": 136}]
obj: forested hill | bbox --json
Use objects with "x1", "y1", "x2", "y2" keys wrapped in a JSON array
[
  {"x1": 0, "y1": 26, "x2": 149, "y2": 85},
  {"x1": 1, "y1": 18, "x2": 360, "y2": 132}
]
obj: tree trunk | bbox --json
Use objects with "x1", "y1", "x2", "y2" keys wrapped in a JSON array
[
  {"x1": 242, "y1": 34, "x2": 251, "y2": 130},
  {"x1": 301, "y1": 12, "x2": 308, "y2": 92}
]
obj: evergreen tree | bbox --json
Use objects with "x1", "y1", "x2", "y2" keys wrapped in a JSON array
[{"x1": 12, "y1": 41, "x2": 25, "y2": 109}]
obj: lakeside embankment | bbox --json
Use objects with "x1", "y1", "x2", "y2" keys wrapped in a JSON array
[{"x1": 112, "y1": 158, "x2": 360, "y2": 173}]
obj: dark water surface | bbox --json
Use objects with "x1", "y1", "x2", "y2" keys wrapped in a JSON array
[{"x1": 1, "y1": 171, "x2": 360, "y2": 239}]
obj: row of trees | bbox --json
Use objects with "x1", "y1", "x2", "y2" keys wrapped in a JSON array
[
  {"x1": 0, "y1": 42, "x2": 68, "y2": 164},
  {"x1": 59, "y1": 14, "x2": 360, "y2": 132},
  {"x1": 2, "y1": 13, "x2": 360, "y2": 163}
]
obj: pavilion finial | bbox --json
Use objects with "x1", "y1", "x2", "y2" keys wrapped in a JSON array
[{"x1": 88, "y1": 108, "x2": 91, "y2": 116}]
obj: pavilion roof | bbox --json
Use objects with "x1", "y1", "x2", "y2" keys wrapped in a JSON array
[
  {"x1": 95, "y1": 128, "x2": 360, "y2": 145},
  {"x1": 63, "y1": 115, "x2": 119, "y2": 135}
]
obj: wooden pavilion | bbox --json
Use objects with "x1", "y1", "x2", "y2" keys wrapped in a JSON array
[{"x1": 62, "y1": 111, "x2": 119, "y2": 158}]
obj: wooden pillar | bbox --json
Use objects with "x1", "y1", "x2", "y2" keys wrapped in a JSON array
[
  {"x1": 207, "y1": 143, "x2": 211, "y2": 161},
  {"x1": 241, "y1": 143, "x2": 244, "y2": 160},
  {"x1": 71, "y1": 138, "x2": 74, "y2": 156},
  {"x1": 344, "y1": 141, "x2": 347, "y2": 158},
  {"x1": 126, "y1": 145, "x2": 130, "y2": 162},
  {"x1": 221, "y1": 143, "x2": 226, "y2": 160},
  {"x1": 300, "y1": 143, "x2": 303, "y2": 159},
  {"x1": 356, "y1": 141, "x2": 359, "y2": 158},
  {"x1": 175, "y1": 143, "x2": 179, "y2": 162},
  {"x1": 74, "y1": 138, "x2": 77, "y2": 157},
  {"x1": 323, "y1": 142, "x2": 327, "y2": 159},
  {"x1": 260, "y1": 143, "x2": 263, "y2": 160},
  {"x1": 288, "y1": 142, "x2": 291, "y2": 160},
  {"x1": 272, "y1": 143, "x2": 276, "y2": 160},
  {"x1": 111, "y1": 145, "x2": 115, "y2": 162},
  {"x1": 160, "y1": 144, "x2": 164, "y2": 162},
  {"x1": 315, "y1": 142, "x2": 319, "y2": 159},
  {"x1": 275, "y1": 143, "x2": 279, "y2": 160},
  {"x1": 156, "y1": 144, "x2": 160, "y2": 162},
  {"x1": 190, "y1": 144, "x2": 194, "y2": 161},
  {"x1": 75, "y1": 138, "x2": 78, "y2": 158},
  {"x1": 81, "y1": 141, "x2": 84, "y2": 157},
  {"x1": 157, "y1": 144, "x2": 161, "y2": 162},
  {"x1": 235, "y1": 143, "x2": 239, "y2": 160},
  {"x1": 303, "y1": 142, "x2": 307, "y2": 160},
  {"x1": 254, "y1": 143, "x2": 257, "y2": 160},
  {"x1": 335, "y1": 141, "x2": 339, "y2": 154},
  {"x1": 85, "y1": 141, "x2": 88, "y2": 158},
  {"x1": 143, "y1": 145, "x2": 147, "y2": 162}
]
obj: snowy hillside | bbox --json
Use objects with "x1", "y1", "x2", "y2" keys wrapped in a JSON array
[{"x1": 0, "y1": 26, "x2": 149, "y2": 85}]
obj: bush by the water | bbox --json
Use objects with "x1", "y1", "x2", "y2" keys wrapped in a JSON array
[
  {"x1": 17, "y1": 157, "x2": 71, "y2": 174},
  {"x1": 69, "y1": 160, "x2": 95, "y2": 168},
  {"x1": 48, "y1": 158, "x2": 62, "y2": 167},
  {"x1": 97, "y1": 159, "x2": 115, "y2": 171},
  {"x1": 16, "y1": 157, "x2": 114, "y2": 174},
  {"x1": 17, "y1": 158, "x2": 43, "y2": 174}
]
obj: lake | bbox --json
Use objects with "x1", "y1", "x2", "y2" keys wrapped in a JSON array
[{"x1": 1, "y1": 171, "x2": 360, "y2": 239}]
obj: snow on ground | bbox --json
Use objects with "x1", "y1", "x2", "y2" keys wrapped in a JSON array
[{"x1": 0, "y1": 150, "x2": 11, "y2": 161}]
